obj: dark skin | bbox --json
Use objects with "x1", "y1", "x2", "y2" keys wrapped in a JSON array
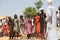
[
  {"x1": 58, "y1": 6, "x2": 60, "y2": 11},
  {"x1": 40, "y1": 10, "x2": 46, "y2": 39},
  {"x1": 8, "y1": 17, "x2": 14, "y2": 39}
]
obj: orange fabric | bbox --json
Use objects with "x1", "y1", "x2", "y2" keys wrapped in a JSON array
[
  {"x1": 2, "y1": 23, "x2": 9, "y2": 35},
  {"x1": 35, "y1": 15, "x2": 41, "y2": 33},
  {"x1": 5, "y1": 25, "x2": 9, "y2": 34}
]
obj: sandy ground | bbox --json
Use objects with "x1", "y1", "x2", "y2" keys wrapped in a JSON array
[
  {"x1": 0, "y1": 36, "x2": 45, "y2": 40},
  {"x1": 0, "y1": 27, "x2": 60, "y2": 40}
]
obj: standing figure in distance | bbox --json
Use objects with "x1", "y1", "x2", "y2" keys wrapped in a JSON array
[{"x1": 45, "y1": 0, "x2": 58, "y2": 40}]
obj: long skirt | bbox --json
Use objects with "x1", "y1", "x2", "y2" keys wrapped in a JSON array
[
  {"x1": 46, "y1": 27, "x2": 58, "y2": 40},
  {"x1": 2, "y1": 24, "x2": 9, "y2": 35}
]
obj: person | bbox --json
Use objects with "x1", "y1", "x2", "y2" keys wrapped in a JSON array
[
  {"x1": 57, "y1": 6, "x2": 60, "y2": 40},
  {"x1": 0, "y1": 19, "x2": 2, "y2": 27},
  {"x1": 19, "y1": 15, "x2": 26, "y2": 39},
  {"x1": 13, "y1": 14, "x2": 19, "y2": 39},
  {"x1": 45, "y1": 0, "x2": 58, "y2": 40},
  {"x1": 31, "y1": 16, "x2": 36, "y2": 36},
  {"x1": 25, "y1": 14, "x2": 32, "y2": 39},
  {"x1": 57, "y1": 6, "x2": 60, "y2": 27},
  {"x1": 0, "y1": 19, "x2": 3, "y2": 36},
  {"x1": 8, "y1": 17, "x2": 14, "y2": 39},
  {"x1": 34, "y1": 13, "x2": 41, "y2": 39},
  {"x1": 40, "y1": 8, "x2": 46, "y2": 39},
  {"x1": 2, "y1": 18, "x2": 9, "y2": 36}
]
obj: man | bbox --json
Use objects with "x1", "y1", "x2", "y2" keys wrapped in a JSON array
[
  {"x1": 45, "y1": 0, "x2": 58, "y2": 40},
  {"x1": 40, "y1": 8, "x2": 46, "y2": 39}
]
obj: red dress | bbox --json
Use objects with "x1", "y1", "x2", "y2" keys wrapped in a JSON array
[
  {"x1": 34, "y1": 15, "x2": 41, "y2": 38},
  {"x1": 35, "y1": 15, "x2": 40, "y2": 33},
  {"x1": 2, "y1": 22, "x2": 9, "y2": 35}
]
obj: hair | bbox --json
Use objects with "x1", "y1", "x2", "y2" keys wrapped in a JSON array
[
  {"x1": 40, "y1": 9, "x2": 44, "y2": 14},
  {"x1": 0, "y1": 19, "x2": 2, "y2": 22},
  {"x1": 56, "y1": 11, "x2": 58, "y2": 14},
  {"x1": 14, "y1": 14, "x2": 17, "y2": 19},
  {"x1": 8, "y1": 17, "x2": 12, "y2": 22},
  {"x1": 20, "y1": 15, "x2": 23, "y2": 19},
  {"x1": 27, "y1": 14, "x2": 31, "y2": 18},
  {"x1": 3, "y1": 18, "x2": 5, "y2": 20},
  {"x1": 58, "y1": 6, "x2": 60, "y2": 11}
]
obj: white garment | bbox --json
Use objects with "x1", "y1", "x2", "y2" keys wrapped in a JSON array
[
  {"x1": 2, "y1": 19, "x2": 6, "y2": 24},
  {"x1": 58, "y1": 27, "x2": 60, "y2": 39},
  {"x1": 32, "y1": 19, "x2": 34, "y2": 26},
  {"x1": 46, "y1": 5, "x2": 58, "y2": 40}
]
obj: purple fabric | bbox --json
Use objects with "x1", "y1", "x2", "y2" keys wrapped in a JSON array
[{"x1": 25, "y1": 18, "x2": 32, "y2": 34}]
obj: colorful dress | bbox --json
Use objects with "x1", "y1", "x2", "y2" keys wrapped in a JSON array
[
  {"x1": 19, "y1": 19, "x2": 25, "y2": 36},
  {"x1": 25, "y1": 18, "x2": 32, "y2": 34},
  {"x1": 13, "y1": 19, "x2": 19, "y2": 32},
  {"x1": 35, "y1": 15, "x2": 41, "y2": 33},
  {"x1": 2, "y1": 20, "x2": 9, "y2": 35},
  {"x1": 34, "y1": 15, "x2": 41, "y2": 38}
]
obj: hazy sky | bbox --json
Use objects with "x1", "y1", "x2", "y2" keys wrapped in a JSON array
[{"x1": 0, "y1": 0, "x2": 60, "y2": 17}]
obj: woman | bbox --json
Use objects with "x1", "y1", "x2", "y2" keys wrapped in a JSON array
[
  {"x1": 25, "y1": 14, "x2": 32, "y2": 39},
  {"x1": 8, "y1": 17, "x2": 14, "y2": 39},
  {"x1": 19, "y1": 15, "x2": 26, "y2": 39},
  {"x1": 34, "y1": 13, "x2": 41, "y2": 38},
  {"x1": 2, "y1": 18, "x2": 9, "y2": 36}
]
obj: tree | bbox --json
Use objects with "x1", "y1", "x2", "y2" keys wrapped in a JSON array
[
  {"x1": 35, "y1": 0, "x2": 43, "y2": 11},
  {"x1": 23, "y1": 7, "x2": 36, "y2": 17}
]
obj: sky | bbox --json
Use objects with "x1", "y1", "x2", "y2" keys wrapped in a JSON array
[{"x1": 0, "y1": 0, "x2": 60, "y2": 17}]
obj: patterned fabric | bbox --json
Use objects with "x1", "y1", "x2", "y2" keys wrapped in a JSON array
[
  {"x1": 19, "y1": 19, "x2": 25, "y2": 35},
  {"x1": 25, "y1": 18, "x2": 32, "y2": 34},
  {"x1": 13, "y1": 19, "x2": 19, "y2": 32}
]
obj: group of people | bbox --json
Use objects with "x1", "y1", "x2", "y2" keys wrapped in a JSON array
[
  {"x1": 0, "y1": 8, "x2": 46, "y2": 40},
  {"x1": 0, "y1": 0, "x2": 60, "y2": 40},
  {"x1": 0, "y1": 5, "x2": 60, "y2": 40},
  {"x1": 9, "y1": 8, "x2": 46, "y2": 40}
]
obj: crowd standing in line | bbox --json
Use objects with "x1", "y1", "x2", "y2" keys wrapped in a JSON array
[
  {"x1": 0, "y1": 8, "x2": 47, "y2": 40},
  {"x1": 0, "y1": 5, "x2": 60, "y2": 40}
]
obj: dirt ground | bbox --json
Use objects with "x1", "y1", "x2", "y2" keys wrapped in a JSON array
[{"x1": 0, "y1": 36, "x2": 45, "y2": 40}]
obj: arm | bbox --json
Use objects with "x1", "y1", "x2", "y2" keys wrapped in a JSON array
[{"x1": 45, "y1": 9, "x2": 52, "y2": 22}]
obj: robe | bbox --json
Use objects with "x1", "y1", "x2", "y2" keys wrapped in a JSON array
[
  {"x1": 46, "y1": 5, "x2": 58, "y2": 40},
  {"x1": 35, "y1": 15, "x2": 41, "y2": 33}
]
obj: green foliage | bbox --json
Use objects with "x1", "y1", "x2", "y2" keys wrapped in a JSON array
[
  {"x1": 35, "y1": 0, "x2": 43, "y2": 10},
  {"x1": 23, "y1": 7, "x2": 36, "y2": 17},
  {"x1": 23, "y1": 0, "x2": 43, "y2": 17}
]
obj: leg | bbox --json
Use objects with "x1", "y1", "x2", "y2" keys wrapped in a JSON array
[
  {"x1": 27, "y1": 34, "x2": 30, "y2": 39},
  {"x1": 9, "y1": 32, "x2": 11, "y2": 39},
  {"x1": 11, "y1": 32, "x2": 13, "y2": 39},
  {"x1": 13, "y1": 32, "x2": 16, "y2": 39},
  {"x1": 17, "y1": 32, "x2": 18, "y2": 39}
]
